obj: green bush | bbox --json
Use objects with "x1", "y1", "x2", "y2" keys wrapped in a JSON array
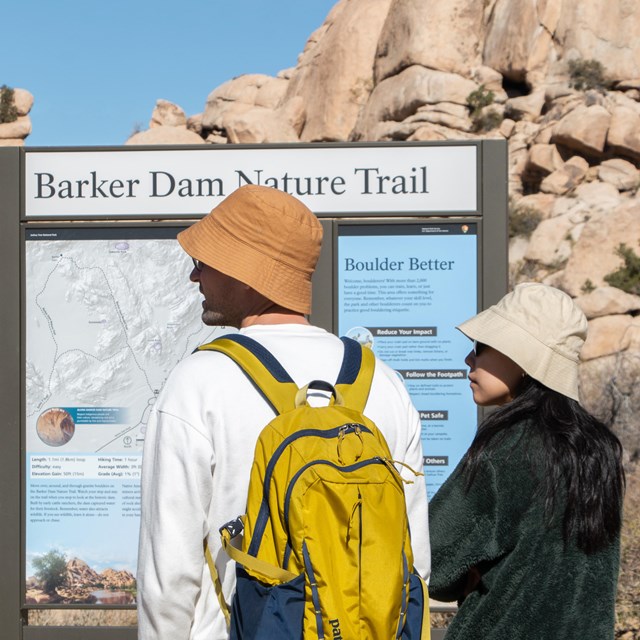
[
  {"x1": 473, "y1": 109, "x2": 503, "y2": 132},
  {"x1": 467, "y1": 85, "x2": 495, "y2": 116},
  {"x1": 509, "y1": 204, "x2": 542, "y2": 238},
  {"x1": 604, "y1": 243, "x2": 640, "y2": 295},
  {"x1": 581, "y1": 279, "x2": 596, "y2": 294},
  {"x1": 467, "y1": 85, "x2": 502, "y2": 132},
  {"x1": 33, "y1": 549, "x2": 68, "y2": 594},
  {"x1": 568, "y1": 59, "x2": 609, "y2": 92},
  {"x1": 0, "y1": 85, "x2": 18, "y2": 124}
]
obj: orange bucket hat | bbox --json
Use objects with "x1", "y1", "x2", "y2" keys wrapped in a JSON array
[{"x1": 177, "y1": 185, "x2": 323, "y2": 315}]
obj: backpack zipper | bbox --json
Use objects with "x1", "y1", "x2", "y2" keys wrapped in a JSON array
[
  {"x1": 248, "y1": 424, "x2": 372, "y2": 557},
  {"x1": 282, "y1": 457, "x2": 393, "y2": 531}
]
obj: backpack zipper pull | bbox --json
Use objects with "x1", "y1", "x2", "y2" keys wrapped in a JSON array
[
  {"x1": 337, "y1": 424, "x2": 364, "y2": 464},
  {"x1": 346, "y1": 492, "x2": 363, "y2": 544},
  {"x1": 393, "y1": 459, "x2": 424, "y2": 478},
  {"x1": 379, "y1": 457, "x2": 424, "y2": 484}
]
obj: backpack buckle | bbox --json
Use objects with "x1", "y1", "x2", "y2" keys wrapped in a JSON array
[{"x1": 219, "y1": 516, "x2": 244, "y2": 540}]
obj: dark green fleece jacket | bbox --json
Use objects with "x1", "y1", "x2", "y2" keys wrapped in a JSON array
[{"x1": 429, "y1": 421, "x2": 620, "y2": 640}]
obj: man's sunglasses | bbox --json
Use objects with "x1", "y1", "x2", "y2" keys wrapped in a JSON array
[{"x1": 192, "y1": 258, "x2": 205, "y2": 272}]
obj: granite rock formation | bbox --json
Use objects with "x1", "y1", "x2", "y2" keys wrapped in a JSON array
[{"x1": 130, "y1": 0, "x2": 640, "y2": 465}]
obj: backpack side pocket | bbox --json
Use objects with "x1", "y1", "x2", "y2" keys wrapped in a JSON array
[{"x1": 230, "y1": 567, "x2": 305, "y2": 640}]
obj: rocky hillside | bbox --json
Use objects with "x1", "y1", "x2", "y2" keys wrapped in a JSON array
[{"x1": 131, "y1": 0, "x2": 640, "y2": 464}]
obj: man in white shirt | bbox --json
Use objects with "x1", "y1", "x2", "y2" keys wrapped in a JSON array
[{"x1": 137, "y1": 184, "x2": 430, "y2": 639}]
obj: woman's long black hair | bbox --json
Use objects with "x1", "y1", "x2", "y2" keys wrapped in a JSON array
[{"x1": 462, "y1": 376, "x2": 625, "y2": 555}]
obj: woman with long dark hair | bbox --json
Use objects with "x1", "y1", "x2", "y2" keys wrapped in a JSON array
[{"x1": 429, "y1": 283, "x2": 625, "y2": 640}]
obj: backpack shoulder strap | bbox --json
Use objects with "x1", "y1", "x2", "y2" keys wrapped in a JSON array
[
  {"x1": 196, "y1": 334, "x2": 298, "y2": 415},
  {"x1": 335, "y1": 337, "x2": 375, "y2": 413},
  {"x1": 196, "y1": 334, "x2": 375, "y2": 415}
]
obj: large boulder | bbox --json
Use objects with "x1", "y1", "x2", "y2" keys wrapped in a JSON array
[
  {"x1": 222, "y1": 106, "x2": 299, "y2": 144},
  {"x1": 202, "y1": 75, "x2": 288, "y2": 134},
  {"x1": 126, "y1": 126, "x2": 205, "y2": 145},
  {"x1": 506, "y1": 90, "x2": 546, "y2": 121},
  {"x1": 524, "y1": 213, "x2": 574, "y2": 266},
  {"x1": 607, "y1": 104, "x2": 640, "y2": 161},
  {"x1": 352, "y1": 65, "x2": 477, "y2": 140},
  {"x1": 374, "y1": 0, "x2": 485, "y2": 80},
  {"x1": 551, "y1": 104, "x2": 611, "y2": 157},
  {"x1": 573, "y1": 181, "x2": 621, "y2": 211},
  {"x1": 582, "y1": 315, "x2": 639, "y2": 360},
  {"x1": 526, "y1": 143, "x2": 565, "y2": 176},
  {"x1": 483, "y1": 0, "x2": 640, "y2": 88},
  {"x1": 576, "y1": 286, "x2": 640, "y2": 319},
  {"x1": 597, "y1": 158, "x2": 640, "y2": 191},
  {"x1": 282, "y1": 0, "x2": 392, "y2": 142},
  {"x1": 560, "y1": 202, "x2": 640, "y2": 296},
  {"x1": 539, "y1": 155, "x2": 589, "y2": 195},
  {"x1": 150, "y1": 99, "x2": 187, "y2": 128},
  {"x1": 13, "y1": 88, "x2": 34, "y2": 116},
  {"x1": 484, "y1": 0, "x2": 559, "y2": 85},
  {"x1": 0, "y1": 116, "x2": 32, "y2": 139},
  {"x1": 551, "y1": 0, "x2": 640, "y2": 84}
]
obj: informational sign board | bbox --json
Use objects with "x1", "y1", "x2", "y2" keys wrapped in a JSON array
[
  {"x1": 23, "y1": 226, "x2": 231, "y2": 604},
  {"x1": 336, "y1": 221, "x2": 479, "y2": 496},
  {"x1": 0, "y1": 141, "x2": 507, "y2": 639}
]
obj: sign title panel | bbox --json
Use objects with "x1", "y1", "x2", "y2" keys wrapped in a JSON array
[{"x1": 25, "y1": 145, "x2": 478, "y2": 217}]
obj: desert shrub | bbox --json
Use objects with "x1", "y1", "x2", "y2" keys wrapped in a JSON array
[
  {"x1": 467, "y1": 84, "x2": 503, "y2": 133},
  {"x1": 473, "y1": 109, "x2": 503, "y2": 132},
  {"x1": 604, "y1": 243, "x2": 640, "y2": 295},
  {"x1": 509, "y1": 203, "x2": 542, "y2": 238},
  {"x1": 568, "y1": 59, "x2": 609, "y2": 92},
  {"x1": 468, "y1": 85, "x2": 495, "y2": 116},
  {"x1": 581, "y1": 279, "x2": 596, "y2": 294},
  {"x1": 0, "y1": 84, "x2": 18, "y2": 124},
  {"x1": 33, "y1": 549, "x2": 68, "y2": 594},
  {"x1": 467, "y1": 84, "x2": 502, "y2": 131}
]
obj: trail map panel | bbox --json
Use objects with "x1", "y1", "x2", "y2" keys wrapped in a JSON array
[{"x1": 24, "y1": 227, "x2": 228, "y2": 604}]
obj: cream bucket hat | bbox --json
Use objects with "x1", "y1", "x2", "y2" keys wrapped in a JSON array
[{"x1": 457, "y1": 283, "x2": 587, "y2": 402}]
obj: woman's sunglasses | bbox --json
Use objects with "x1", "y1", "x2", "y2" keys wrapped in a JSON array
[{"x1": 473, "y1": 341, "x2": 487, "y2": 356}]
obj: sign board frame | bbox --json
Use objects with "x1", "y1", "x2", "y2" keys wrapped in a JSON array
[{"x1": 0, "y1": 140, "x2": 508, "y2": 639}]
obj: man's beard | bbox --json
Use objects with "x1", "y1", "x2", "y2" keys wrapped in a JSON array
[
  {"x1": 202, "y1": 308, "x2": 225, "y2": 326},
  {"x1": 201, "y1": 303, "x2": 241, "y2": 329}
]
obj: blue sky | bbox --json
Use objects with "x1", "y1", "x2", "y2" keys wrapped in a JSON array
[{"x1": 2, "y1": 0, "x2": 337, "y2": 147}]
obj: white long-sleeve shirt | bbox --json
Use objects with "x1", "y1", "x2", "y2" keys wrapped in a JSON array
[{"x1": 137, "y1": 324, "x2": 430, "y2": 640}]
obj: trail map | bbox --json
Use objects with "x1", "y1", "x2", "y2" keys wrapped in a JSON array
[
  {"x1": 25, "y1": 228, "x2": 219, "y2": 454},
  {"x1": 24, "y1": 227, "x2": 229, "y2": 592}
]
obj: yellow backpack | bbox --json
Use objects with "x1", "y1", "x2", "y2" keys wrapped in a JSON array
[{"x1": 199, "y1": 334, "x2": 430, "y2": 640}]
